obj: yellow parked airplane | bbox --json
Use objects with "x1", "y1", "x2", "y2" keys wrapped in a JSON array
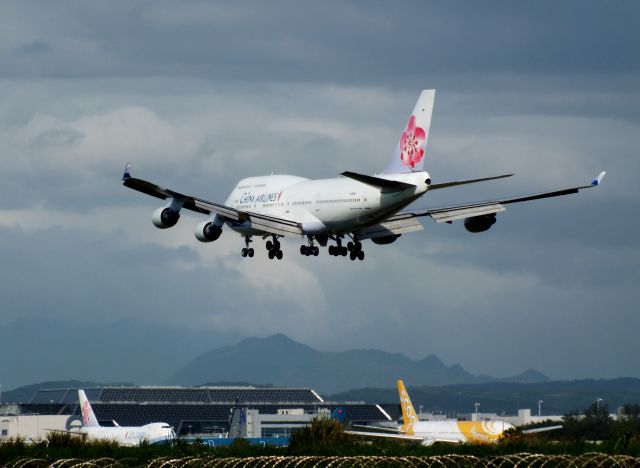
[{"x1": 347, "y1": 380, "x2": 560, "y2": 445}]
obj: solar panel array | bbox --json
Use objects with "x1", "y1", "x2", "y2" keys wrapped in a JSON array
[{"x1": 100, "y1": 387, "x2": 318, "y2": 403}]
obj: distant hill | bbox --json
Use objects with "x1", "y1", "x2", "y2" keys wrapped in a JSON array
[
  {"x1": 166, "y1": 333, "x2": 548, "y2": 393},
  {"x1": 325, "y1": 378, "x2": 640, "y2": 415}
]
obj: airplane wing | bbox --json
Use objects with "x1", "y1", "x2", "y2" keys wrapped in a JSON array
[
  {"x1": 351, "y1": 424, "x2": 404, "y2": 433},
  {"x1": 122, "y1": 168, "x2": 303, "y2": 237},
  {"x1": 345, "y1": 430, "x2": 425, "y2": 442},
  {"x1": 346, "y1": 430, "x2": 460, "y2": 445},
  {"x1": 389, "y1": 172, "x2": 606, "y2": 224},
  {"x1": 521, "y1": 425, "x2": 563, "y2": 434}
]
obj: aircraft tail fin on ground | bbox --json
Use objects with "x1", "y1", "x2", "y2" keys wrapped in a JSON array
[
  {"x1": 78, "y1": 390, "x2": 100, "y2": 428},
  {"x1": 331, "y1": 407, "x2": 346, "y2": 423},
  {"x1": 384, "y1": 90, "x2": 435, "y2": 174},
  {"x1": 397, "y1": 380, "x2": 418, "y2": 434}
]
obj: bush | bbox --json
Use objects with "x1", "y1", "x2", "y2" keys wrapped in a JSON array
[{"x1": 289, "y1": 417, "x2": 354, "y2": 450}]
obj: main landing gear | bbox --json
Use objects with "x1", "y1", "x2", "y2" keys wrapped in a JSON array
[
  {"x1": 241, "y1": 235, "x2": 254, "y2": 258},
  {"x1": 328, "y1": 236, "x2": 365, "y2": 261},
  {"x1": 300, "y1": 237, "x2": 319, "y2": 257},
  {"x1": 347, "y1": 240, "x2": 365, "y2": 261},
  {"x1": 266, "y1": 236, "x2": 283, "y2": 260}
]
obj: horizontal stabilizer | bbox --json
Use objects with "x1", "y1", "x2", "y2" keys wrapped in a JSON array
[{"x1": 341, "y1": 171, "x2": 415, "y2": 191}]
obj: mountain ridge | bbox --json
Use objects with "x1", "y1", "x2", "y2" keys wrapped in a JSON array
[{"x1": 167, "y1": 333, "x2": 549, "y2": 393}]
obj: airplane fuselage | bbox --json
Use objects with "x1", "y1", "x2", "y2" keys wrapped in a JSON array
[
  {"x1": 406, "y1": 420, "x2": 515, "y2": 444},
  {"x1": 82, "y1": 423, "x2": 175, "y2": 446},
  {"x1": 223, "y1": 171, "x2": 430, "y2": 236}
]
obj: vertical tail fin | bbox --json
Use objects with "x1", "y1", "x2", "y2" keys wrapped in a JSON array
[
  {"x1": 331, "y1": 407, "x2": 346, "y2": 423},
  {"x1": 383, "y1": 90, "x2": 435, "y2": 174},
  {"x1": 78, "y1": 390, "x2": 100, "y2": 428},
  {"x1": 397, "y1": 379, "x2": 418, "y2": 434}
]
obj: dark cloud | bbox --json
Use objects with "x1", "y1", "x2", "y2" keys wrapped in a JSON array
[{"x1": 2, "y1": 1, "x2": 639, "y2": 86}]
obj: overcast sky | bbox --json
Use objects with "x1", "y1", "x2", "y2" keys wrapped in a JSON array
[{"x1": 1, "y1": 0, "x2": 639, "y2": 386}]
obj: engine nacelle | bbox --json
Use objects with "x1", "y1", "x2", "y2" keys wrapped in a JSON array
[
  {"x1": 464, "y1": 213, "x2": 497, "y2": 233},
  {"x1": 194, "y1": 221, "x2": 223, "y2": 242},
  {"x1": 371, "y1": 234, "x2": 401, "y2": 245},
  {"x1": 152, "y1": 207, "x2": 180, "y2": 229}
]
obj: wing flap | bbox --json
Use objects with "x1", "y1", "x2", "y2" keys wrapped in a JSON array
[
  {"x1": 355, "y1": 217, "x2": 423, "y2": 239},
  {"x1": 429, "y1": 203, "x2": 506, "y2": 223}
]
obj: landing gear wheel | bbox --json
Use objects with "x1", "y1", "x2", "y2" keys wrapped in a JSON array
[
  {"x1": 248, "y1": 248, "x2": 254, "y2": 257},
  {"x1": 347, "y1": 241, "x2": 354, "y2": 251},
  {"x1": 355, "y1": 241, "x2": 362, "y2": 251},
  {"x1": 357, "y1": 250, "x2": 364, "y2": 261},
  {"x1": 274, "y1": 240, "x2": 281, "y2": 251},
  {"x1": 341, "y1": 246, "x2": 348, "y2": 256},
  {"x1": 266, "y1": 240, "x2": 273, "y2": 250},
  {"x1": 350, "y1": 251, "x2": 357, "y2": 261},
  {"x1": 328, "y1": 245, "x2": 335, "y2": 256},
  {"x1": 300, "y1": 245, "x2": 307, "y2": 255},
  {"x1": 313, "y1": 246, "x2": 319, "y2": 256},
  {"x1": 241, "y1": 248, "x2": 248, "y2": 257},
  {"x1": 268, "y1": 250, "x2": 275, "y2": 259},
  {"x1": 276, "y1": 250, "x2": 283, "y2": 260}
]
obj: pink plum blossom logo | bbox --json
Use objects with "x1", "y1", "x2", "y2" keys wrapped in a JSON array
[
  {"x1": 82, "y1": 400, "x2": 91, "y2": 425},
  {"x1": 399, "y1": 115, "x2": 426, "y2": 168}
]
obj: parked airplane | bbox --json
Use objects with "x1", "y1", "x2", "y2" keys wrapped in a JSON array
[
  {"x1": 122, "y1": 89, "x2": 605, "y2": 260},
  {"x1": 75, "y1": 389, "x2": 176, "y2": 445},
  {"x1": 346, "y1": 380, "x2": 561, "y2": 446}
]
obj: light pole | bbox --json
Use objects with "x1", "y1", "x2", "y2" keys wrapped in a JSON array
[
  {"x1": 596, "y1": 397, "x2": 603, "y2": 412},
  {"x1": 474, "y1": 402, "x2": 480, "y2": 415},
  {"x1": 538, "y1": 400, "x2": 543, "y2": 417}
]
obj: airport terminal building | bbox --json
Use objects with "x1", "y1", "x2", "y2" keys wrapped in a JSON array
[{"x1": 2, "y1": 385, "x2": 397, "y2": 441}]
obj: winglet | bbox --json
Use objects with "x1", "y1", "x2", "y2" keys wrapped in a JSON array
[
  {"x1": 591, "y1": 171, "x2": 606, "y2": 186},
  {"x1": 122, "y1": 162, "x2": 133, "y2": 180}
]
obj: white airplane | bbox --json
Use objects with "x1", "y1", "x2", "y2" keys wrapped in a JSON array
[
  {"x1": 75, "y1": 389, "x2": 176, "y2": 446},
  {"x1": 347, "y1": 380, "x2": 561, "y2": 446},
  {"x1": 122, "y1": 89, "x2": 605, "y2": 260}
]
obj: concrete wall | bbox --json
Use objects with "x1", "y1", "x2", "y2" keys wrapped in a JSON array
[{"x1": 0, "y1": 415, "x2": 76, "y2": 442}]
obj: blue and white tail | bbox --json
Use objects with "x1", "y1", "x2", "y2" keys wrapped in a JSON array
[
  {"x1": 383, "y1": 90, "x2": 435, "y2": 174},
  {"x1": 78, "y1": 389, "x2": 100, "y2": 428}
]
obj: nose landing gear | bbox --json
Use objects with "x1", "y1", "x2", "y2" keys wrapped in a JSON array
[{"x1": 241, "y1": 235, "x2": 254, "y2": 258}]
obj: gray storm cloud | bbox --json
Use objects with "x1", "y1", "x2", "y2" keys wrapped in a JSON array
[{"x1": 0, "y1": 0, "x2": 638, "y2": 388}]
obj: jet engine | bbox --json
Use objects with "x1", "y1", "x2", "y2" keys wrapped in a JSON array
[
  {"x1": 194, "y1": 221, "x2": 223, "y2": 242},
  {"x1": 152, "y1": 207, "x2": 180, "y2": 229},
  {"x1": 464, "y1": 213, "x2": 497, "y2": 233},
  {"x1": 371, "y1": 234, "x2": 401, "y2": 245}
]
